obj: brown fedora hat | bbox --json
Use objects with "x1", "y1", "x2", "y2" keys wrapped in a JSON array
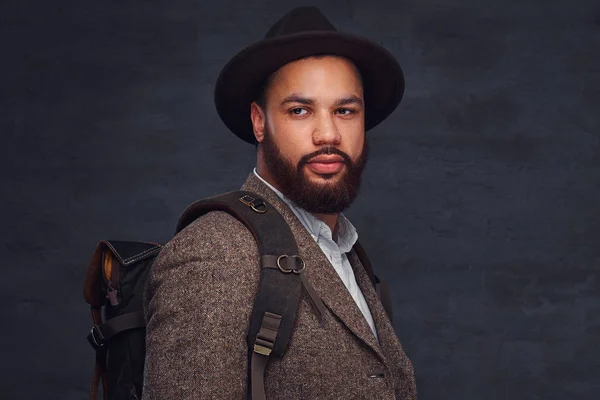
[{"x1": 214, "y1": 6, "x2": 405, "y2": 145}]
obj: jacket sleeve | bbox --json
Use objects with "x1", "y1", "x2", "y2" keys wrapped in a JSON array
[{"x1": 142, "y1": 211, "x2": 260, "y2": 399}]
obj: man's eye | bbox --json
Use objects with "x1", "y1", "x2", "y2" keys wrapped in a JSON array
[
  {"x1": 291, "y1": 108, "x2": 307, "y2": 115},
  {"x1": 337, "y1": 108, "x2": 354, "y2": 115}
]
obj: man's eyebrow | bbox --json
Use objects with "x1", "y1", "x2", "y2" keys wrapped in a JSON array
[
  {"x1": 334, "y1": 96, "x2": 364, "y2": 107},
  {"x1": 280, "y1": 94, "x2": 364, "y2": 107},
  {"x1": 280, "y1": 94, "x2": 313, "y2": 106}
]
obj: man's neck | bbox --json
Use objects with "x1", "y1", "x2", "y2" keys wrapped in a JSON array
[
  {"x1": 255, "y1": 166, "x2": 339, "y2": 235},
  {"x1": 312, "y1": 212, "x2": 339, "y2": 238}
]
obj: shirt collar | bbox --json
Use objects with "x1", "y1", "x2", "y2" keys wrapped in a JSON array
[{"x1": 252, "y1": 167, "x2": 358, "y2": 252}]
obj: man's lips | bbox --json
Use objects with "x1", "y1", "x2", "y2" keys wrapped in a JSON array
[
  {"x1": 308, "y1": 155, "x2": 344, "y2": 163},
  {"x1": 306, "y1": 156, "x2": 345, "y2": 174}
]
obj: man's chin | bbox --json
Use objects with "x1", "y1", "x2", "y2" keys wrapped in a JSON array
[
  {"x1": 300, "y1": 178, "x2": 347, "y2": 199},
  {"x1": 304, "y1": 176, "x2": 344, "y2": 188}
]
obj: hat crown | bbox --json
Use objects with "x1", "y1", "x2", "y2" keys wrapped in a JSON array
[
  {"x1": 265, "y1": 7, "x2": 337, "y2": 38},
  {"x1": 214, "y1": 6, "x2": 404, "y2": 144}
]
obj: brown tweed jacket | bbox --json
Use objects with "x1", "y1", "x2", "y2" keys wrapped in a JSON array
[{"x1": 142, "y1": 172, "x2": 417, "y2": 399}]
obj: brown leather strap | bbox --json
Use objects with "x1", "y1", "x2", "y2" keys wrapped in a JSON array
[
  {"x1": 251, "y1": 312, "x2": 282, "y2": 400},
  {"x1": 88, "y1": 311, "x2": 146, "y2": 349},
  {"x1": 89, "y1": 307, "x2": 108, "y2": 400},
  {"x1": 353, "y1": 241, "x2": 393, "y2": 321},
  {"x1": 250, "y1": 352, "x2": 269, "y2": 400},
  {"x1": 352, "y1": 241, "x2": 376, "y2": 286},
  {"x1": 260, "y1": 255, "x2": 326, "y2": 321},
  {"x1": 376, "y1": 278, "x2": 393, "y2": 322},
  {"x1": 90, "y1": 359, "x2": 100, "y2": 400},
  {"x1": 298, "y1": 272, "x2": 326, "y2": 323},
  {"x1": 101, "y1": 372, "x2": 108, "y2": 400}
]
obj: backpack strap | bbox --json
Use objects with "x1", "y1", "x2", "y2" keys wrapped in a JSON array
[
  {"x1": 353, "y1": 241, "x2": 394, "y2": 322},
  {"x1": 87, "y1": 311, "x2": 146, "y2": 350},
  {"x1": 89, "y1": 306, "x2": 108, "y2": 400},
  {"x1": 176, "y1": 190, "x2": 325, "y2": 400}
]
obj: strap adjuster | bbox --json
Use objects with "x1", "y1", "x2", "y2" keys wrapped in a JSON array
[
  {"x1": 252, "y1": 312, "x2": 282, "y2": 357},
  {"x1": 87, "y1": 326, "x2": 105, "y2": 350},
  {"x1": 253, "y1": 343, "x2": 273, "y2": 356}
]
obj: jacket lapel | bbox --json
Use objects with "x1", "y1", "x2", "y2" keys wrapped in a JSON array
[
  {"x1": 347, "y1": 248, "x2": 417, "y2": 394},
  {"x1": 240, "y1": 172, "x2": 386, "y2": 362}
]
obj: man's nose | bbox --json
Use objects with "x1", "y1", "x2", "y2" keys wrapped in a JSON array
[{"x1": 313, "y1": 112, "x2": 341, "y2": 145}]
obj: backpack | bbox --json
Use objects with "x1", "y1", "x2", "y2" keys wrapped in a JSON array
[{"x1": 83, "y1": 190, "x2": 393, "y2": 400}]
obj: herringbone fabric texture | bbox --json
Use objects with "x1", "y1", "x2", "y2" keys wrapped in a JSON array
[{"x1": 142, "y1": 172, "x2": 417, "y2": 399}]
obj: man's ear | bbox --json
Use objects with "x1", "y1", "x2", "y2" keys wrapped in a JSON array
[{"x1": 250, "y1": 102, "x2": 266, "y2": 144}]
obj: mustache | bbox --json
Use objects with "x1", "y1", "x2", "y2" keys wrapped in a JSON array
[{"x1": 299, "y1": 147, "x2": 352, "y2": 167}]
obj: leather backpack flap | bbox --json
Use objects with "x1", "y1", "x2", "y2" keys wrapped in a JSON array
[
  {"x1": 83, "y1": 240, "x2": 162, "y2": 307},
  {"x1": 103, "y1": 241, "x2": 163, "y2": 268},
  {"x1": 102, "y1": 240, "x2": 163, "y2": 311},
  {"x1": 83, "y1": 240, "x2": 113, "y2": 308},
  {"x1": 103, "y1": 250, "x2": 114, "y2": 287}
]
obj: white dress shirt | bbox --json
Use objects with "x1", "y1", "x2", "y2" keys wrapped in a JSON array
[{"x1": 253, "y1": 168, "x2": 379, "y2": 342}]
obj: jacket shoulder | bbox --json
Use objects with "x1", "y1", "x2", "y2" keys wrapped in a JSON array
[
  {"x1": 164, "y1": 209, "x2": 257, "y2": 262},
  {"x1": 143, "y1": 210, "x2": 260, "y2": 313}
]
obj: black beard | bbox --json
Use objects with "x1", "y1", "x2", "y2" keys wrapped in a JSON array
[{"x1": 260, "y1": 123, "x2": 369, "y2": 214}]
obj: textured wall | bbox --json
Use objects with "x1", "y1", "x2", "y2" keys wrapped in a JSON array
[{"x1": 1, "y1": 0, "x2": 599, "y2": 398}]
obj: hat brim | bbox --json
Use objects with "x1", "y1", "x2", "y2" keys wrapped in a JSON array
[{"x1": 214, "y1": 31, "x2": 405, "y2": 144}]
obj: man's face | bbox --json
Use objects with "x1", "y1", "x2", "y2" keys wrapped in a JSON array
[{"x1": 253, "y1": 55, "x2": 369, "y2": 214}]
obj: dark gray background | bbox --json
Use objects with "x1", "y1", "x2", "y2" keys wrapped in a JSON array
[{"x1": 1, "y1": 0, "x2": 599, "y2": 399}]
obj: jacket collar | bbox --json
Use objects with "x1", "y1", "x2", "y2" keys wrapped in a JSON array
[{"x1": 240, "y1": 171, "x2": 387, "y2": 363}]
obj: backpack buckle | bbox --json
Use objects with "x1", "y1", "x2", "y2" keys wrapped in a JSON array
[
  {"x1": 87, "y1": 326, "x2": 105, "y2": 350},
  {"x1": 253, "y1": 312, "x2": 282, "y2": 356},
  {"x1": 253, "y1": 343, "x2": 273, "y2": 356}
]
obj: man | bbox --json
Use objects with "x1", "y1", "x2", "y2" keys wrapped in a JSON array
[{"x1": 143, "y1": 6, "x2": 417, "y2": 399}]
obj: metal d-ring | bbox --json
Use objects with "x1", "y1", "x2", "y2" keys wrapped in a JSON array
[
  {"x1": 276, "y1": 254, "x2": 305, "y2": 274},
  {"x1": 239, "y1": 194, "x2": 267, "y2": 213},
  {"x1": 250, "y1": 200, "x2": 267, "y2": 213}
]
